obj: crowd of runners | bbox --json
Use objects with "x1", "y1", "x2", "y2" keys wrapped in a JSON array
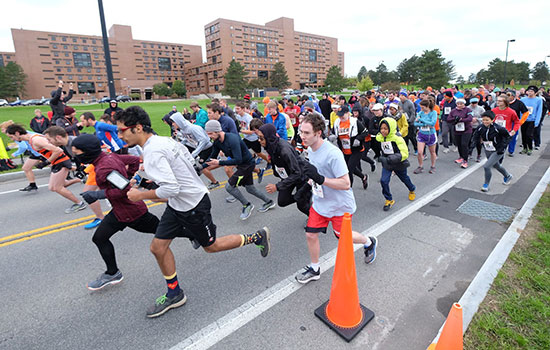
[{"x1": 1, "y1": 79, "x2": 549, "y2": 318}]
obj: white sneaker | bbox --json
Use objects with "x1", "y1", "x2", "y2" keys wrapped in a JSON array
[{"x1": 443, "y1": 148, "x2": 450, "y2": 154}]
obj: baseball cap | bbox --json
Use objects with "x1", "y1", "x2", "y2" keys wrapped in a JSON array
[
  {"x1": 526, "y1": 85, "x2": 538, "y2": 93},
  {"x1": 389, "y1": 103, "x2": 399, "y2": 110},
  {"x1": 336, "y1": 105, "x2": 350, "y2": 117},
  {"x1": 304, "y1": 101, "x2": 315, "y2": 109},
  {"x1": 470, "y1": 97, "x2": 479, "y2": 103},
  {"x1": 371, "y1": 103, "x2": 384, "y2": 111}
]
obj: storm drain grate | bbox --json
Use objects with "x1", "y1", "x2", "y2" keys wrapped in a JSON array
[{"x1": 457, "y1": 198, "x2": 517, "y2": 223}]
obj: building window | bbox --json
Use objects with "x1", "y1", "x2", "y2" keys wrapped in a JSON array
[
  {"x1": 309, "y1": 73, "x2": 317, "y2": 83},
  {"x1": 62, "y1": 37, "x2": 67, "y2": 42},
  {"x1": 213, "y1": 71, "x2": 218, "y2": 78},
  {"x1": 66, "y1": 60, "x2": 71, "y2": 65},
  {"x1": 258, "y1": 70, "x2": 268, "y2": 79},
  {"x1": 51, "y1": 36, "x2": 56, "y2": 41},
  {"x1": 63, "y1": 45, "x2": 68, "y2": 49},
  {"x1": 78, "y1": 82, "x2": 95, "y2": 93},
  {"x1": 211, "y1": 41, "x2": 216, "y2": 50},
  {"x1": 212, "y1": 56, "x2": 217, "y2": 64},
  {"x1": 68, "y1": 75, "x2": 73, "y2": 79},
  {"x1": 309, "y1": 49, "x2": 317, "y2": 62},
  {"x1": 158, "y1": 57, "x2": 171, "y2": 71},
  {"x1": 92, "y1": 39, "x2": 96, "y2": 44},
  {"x1": 73, "y1": 52, "x2": 92, "y2": 67},
  {"x1": 214, "y1": 85, "x2": 219, "y2": 91},
  {"x1": 67, "y1": 68, "x2": 72, "y2": 72},
  {"x1": 54, "y1": 52, "x2": 59, "y2": 57},
  {"x1": 196, "y1": 68, "x2": 199, "y2": 74},
  {"x1": 65, "y1": 53, "x2": 69, "y2": 57},
  {"x1": 210, "y1": 25, "x2": 216, "y2": 34},
  {"x1": 52, "y1": 44, "x2": 57, "y2": 49}
]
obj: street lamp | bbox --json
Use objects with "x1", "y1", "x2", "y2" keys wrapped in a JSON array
[{"x1": 502, "y1": 39, "x2": 515, "y2": 89}]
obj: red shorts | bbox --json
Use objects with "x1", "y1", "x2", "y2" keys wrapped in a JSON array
[{"x1": 306, "y1": 207, "x2": 352, "y2": 238}]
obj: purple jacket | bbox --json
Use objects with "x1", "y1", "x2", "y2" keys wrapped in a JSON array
[{"x1": 447, "y1": 107, "x2": 473, "y2": 134}]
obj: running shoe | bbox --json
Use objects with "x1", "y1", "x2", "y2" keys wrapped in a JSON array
[
  {"x1": 527, "y1": 150, "x2": 532, "y2": 156},
  {"x1": 266, "y1": 163, "x2": 272, "y2": 170},
  {"x1": 65, "y1": 201, "x2": 87, "y2": 214},
  {"x1": 413, "y1": 167, "x2": 423, "y2": 174},
  {"x1": 362, "y1": 174, "x2": 369, "y2": 190},
  {"x1": 255, "y1": 227, "x2": 270, "y2": 257},
  {"x1": 364, "y1": 236, "x2": 378, "y2": 264},
  {"x1": 461, "y1": 161, "x2": 468, "y2": 169},
  {"x1": 443, "y1": 148, "x2": 450, "y2": 154},
  {"x1": 476, "y1": 155, "x2": 482, "y2": 162},
  {"x1": 207, "y1": 182, "x2": 220, "y2": 190},
  {"x1": 370, "y1": 163, "x2": 376, "y2": 172},
  {"x1": 520, "y1": 149, "x2": 528, "y2": 155},
  {"x1": 258, "y1": 200, "x2": 276, "y2": 213},
  {"x1": 429, "y1": 166, "x2": 436, "y2": 174},
  {"x1": 455, "y1": 158, "x2": 464, "y2": 164},
  {"x1": 19, "y1": 184, "x2": 38, "y2": 192},
  {"x1": 534, "y1": 146, "x2": 540, "y2": 151},
  {"x1": 255, "y1": 157, "x2": 262, "y2": 165},
  {"x1": 240, "y1": 203, "x2": 254, "y2": 220},
  {"x1": 146, "y1": 290, "x2": 187, "y2": 318},
  {"x1": 508, "y1": 153, "x2": 514, "y2": 157},
  {"x1": 413, "y1": 151, "x2": 418, "y2": 156},
  {"x1": 87, "y1": 270, "x2": 123, "y2": 291},
  {"x1": 481, "y1": 184, "x2": 489, "y2": 192},
  {"x1": 295, "y1": 266, "x2": 320, "y2": 284},
  {"x1": 84, "y1": 218, "x2": 102, "y2": 230},
  {"x1": 408, "y1": 191, "x2": 416, "y2": 201},
  {"x1": 226, "y1": 196, "x2": 237, "y2": 203},
  {"x1": 257, "y1": 168, "x2": 265, "y2": 184},
  {"x1": 383, "y1": 199, "x2": 395, "y2": 211},
  {"x1": 503, "y1": 174, "x2": 513, "y2": 185}
]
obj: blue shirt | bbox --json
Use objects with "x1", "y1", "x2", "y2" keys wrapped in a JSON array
[
  {"x1": 414, "y1": 111, "x2": 437, "y2": 135},
  {"x1": 95, "y1": 121, "x2": 126, "y2": 152},
  {"x1": 218, "y1": 114, "x2": 238, "y2": 134},
  {"x1": 520, "y1": 96, "x2": 544, "y2": 127},
  {"x1": 266, "y1": 112, "x2": 288, "y2": 140}
]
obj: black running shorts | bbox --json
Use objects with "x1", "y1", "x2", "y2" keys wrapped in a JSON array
[{"x1": 228, "y1": 162, "x2": 255, "y2": 187}]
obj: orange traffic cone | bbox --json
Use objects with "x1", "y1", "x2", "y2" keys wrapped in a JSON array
[
  {"x1": 314, "y1": 213, "x2": 375, "y2": 342},
  {"x1": 427, "y1": 303, "x2": 463, "y2": 350}
]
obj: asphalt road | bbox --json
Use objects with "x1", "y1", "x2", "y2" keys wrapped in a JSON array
[{"x1": 1, "y1": 126, "x2": 549, "y2": 350}]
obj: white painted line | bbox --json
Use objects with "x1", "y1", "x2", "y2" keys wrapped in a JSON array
[
  {"x1": 170, "y1": 162, "x2": 484, "y2": 350},
  {"x1": 429, "y1": 164, "x2": 550, "y2": 345},
  {"x1": 0, "y1": 184, "x2": 48, "y2": 195}
]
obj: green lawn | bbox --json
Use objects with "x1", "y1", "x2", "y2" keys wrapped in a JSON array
[{"x1": 464, "y1": 189, "x2": 550, "y2": 350}]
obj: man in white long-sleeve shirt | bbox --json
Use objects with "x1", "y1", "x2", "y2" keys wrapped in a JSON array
[{"x1": 115, "y1": 106, "x2": 271, "y2": 318}]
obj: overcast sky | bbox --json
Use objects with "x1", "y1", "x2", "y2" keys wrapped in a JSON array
[{"x1": 2, "y1": 0, "x2": 549, "y2": 81}]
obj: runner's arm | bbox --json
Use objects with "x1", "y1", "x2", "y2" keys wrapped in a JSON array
[
  {"x1": 33, "y1": 137, "x2": 63, "y2": 164},
  {"x1": 322, "y1": 173, "x2": 350, "y2": 191}
]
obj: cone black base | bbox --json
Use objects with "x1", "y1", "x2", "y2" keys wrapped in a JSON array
[{"x1": 314, "y1": 300, "x2": 375, "y2": 342}]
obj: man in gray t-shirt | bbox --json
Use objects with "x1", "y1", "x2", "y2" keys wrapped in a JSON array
[
  {"x1": 235, "y1": 102, "x2": 268, "y2": 163},
  {"x1": 294, "y1": 113, "x2": 378, "y2": 285}
]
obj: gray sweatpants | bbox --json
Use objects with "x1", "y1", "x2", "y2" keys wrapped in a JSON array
[
  {"x1": 225, "y1": 183, "x2": 270, "y2": 206},
  {"x1": 484, "y1": 150, "x2": 510, "y2": 185}
]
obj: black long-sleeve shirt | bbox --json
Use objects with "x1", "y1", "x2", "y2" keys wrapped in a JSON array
[{"x1": 209, "y1": 132, "x2": 254, "y2": 166}]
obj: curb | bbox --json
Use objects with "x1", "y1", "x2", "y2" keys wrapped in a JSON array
[
  {"x1": 429, "y1": 164, "x2": 550, "y2": 346},
  {"x1": 0, "y1": 168, "x2": 50, "y2": 183}
]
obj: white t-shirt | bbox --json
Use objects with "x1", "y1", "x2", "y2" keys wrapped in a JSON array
[
  {"x1": 143, "y1": 135, "x2": 208, "y2": 212},
  {"x1": 235, "y1": 113, "x2": 258, "y2": 142},
  {"x1": 308, "y1": 140, "x2": 356, "y2": 217}
]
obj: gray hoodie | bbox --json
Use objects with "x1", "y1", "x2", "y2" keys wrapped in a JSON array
[{"x1": 170, "y1": 112, "x2": 212, "y2": 158}]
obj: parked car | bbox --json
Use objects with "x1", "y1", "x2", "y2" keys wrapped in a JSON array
[
  {"x1": 291, "y1": 90, "x2": 302, "y2": 95},
  {"x1": 281, "y1": 89, "x2": 293, "y2": 95},
  {"x1": 9, "y1": 100, "x2": 23, "y2": 106},
  {"x1": 116, "y1": 95, "x2": 131, "y2": 102},
  {"x1": 98, "y1": 96, "x2": 111, "y2": 104},
  {"x1": 21, "y1": 99, "x2": 41, "y2": 106},
  {"x1": 0, "y1": 99, "x2": 8, "y2": 107},
  {"x1": 36, "y1": 98, "x2": 51, "y2": 105}
]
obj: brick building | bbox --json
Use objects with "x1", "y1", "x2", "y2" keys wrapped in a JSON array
[
  {"x1": 10, "y1": 25, "x2": 202, "y2": 100},
  {"x1": 185, "y1": 17, "x2": 344, "y2": 95},
  {"x1": 0, "y1": 52, "x2": 17, "y2": 67}
]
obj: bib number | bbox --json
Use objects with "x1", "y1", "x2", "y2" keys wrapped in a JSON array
[
  {"x1": 290, "y1": 116, "x2": 296, "y2": 125},
  {"x1": 495, "y1": 119, "x2": 506, "y2": 128},
  {"x1": 483, "y1": 141, "x2": 496, "y2": 151},
  {"x1": 275, "y1": 166, "x2": 288, "y2": 179},
  {"x1": 444, "y1": 107, "x2": 451, "y2": 115},
  {"x1": 455, "y1": 122, "x2": 465, "y2": 132},
  {"x1": 309, "y1": 179, "x2": 324, "y2": 198},
  {"x1": 381, "y1": 141, "x2": 394, "y2": 155},
  {"x1": 420, "y1": 126, "x2": 430, "y2": 132},
  {"x1": 341, "y1": 138, "x2": 351, "y2": 149}
]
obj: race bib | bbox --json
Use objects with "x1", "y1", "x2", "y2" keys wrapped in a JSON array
[
  {"x1": 483, "y1": 141, "x2": 496, "y2": 151},
  {"x1": 381, "y1": 141, "x2": 394, "y2": 155},
  {"x1": 495, "y1": 119, "x2": 506, "y2": 128},
  {"x1": 290, "y1": 116, "x2": 296, "y2": 125},
  {"x1": 420, "y1": 126, "x2": 430, "y2": 132},
  {"x1": 527, "y1": 106, "x2": 534, "y2": 115},
  {"x1": 309, "y1": 179, "x2": 324, "y2": 198},
  {"x1": 455, "y1": 122, "x2": 465, "y2": 132},
  {"x1": 275, "y1": 166, "x2": 288, "y2": 179},
  {"x1": 444, "y1": 107, "x2": 451, "y2": 115},
  {"x1": 341, "y1": 138, "x2": 351, "y2": 149}
]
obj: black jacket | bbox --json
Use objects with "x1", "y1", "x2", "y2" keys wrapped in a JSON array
[
  {"x1": 318, "y1": 99, "x2": 332, "y2": 120},
  {"x1": 50, "y1": 87, "x2": 73, "y2": 121},
  {"x1": 470, "y1": 123, "x2": 510, "y2": 155},
  {"x1": 368, "y1": 112, "x2": 388, "y2": 137},
  {"x1": 104, "y1": 106, "x2": 123, "y2": 117},
  {"x1": 30, "y1": 116, "x2": 51, "y2": 134}
]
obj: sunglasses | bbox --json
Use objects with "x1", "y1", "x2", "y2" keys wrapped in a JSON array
[{"x1": 118, "y1": 125, "x2": 137, "y2": 132}]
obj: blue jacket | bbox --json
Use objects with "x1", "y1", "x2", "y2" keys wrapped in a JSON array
[
  {"x1": 95, "y1": 121, "x2": 126, "y2": 152},
  {"x1": 520, "y1": 97, "x2": 544, "y2": 127},
  {"x1": 266, "y1": 112, "x2": 288, "y2": 140}
]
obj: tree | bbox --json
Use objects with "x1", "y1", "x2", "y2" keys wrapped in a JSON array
[
  {"x1": 456, "y1": 75, "x2": 465, "y2": 85},
  {"x1": 171, "y1": 80, "x2": 186, "y2": 97},
  {"x1": 248, "y1": 78, "x2": 271, "y2": 89},
  {"x1": 357, "y1": 66, "x2": 368, "y2": 81},
  {"x1": 153, "y1": 83, "x2": 171, "y2": 97},
  {"x1": 396, "y1": 55, "x2": 420, "y2": 84},
  {"x1": 381, "y1": 81, "x2": 401, "y2": 91},
  {"x1": 270, "y1": 62, "x2": 290, "y2": 89},
  {"x1": 417, "y1": 49, "x2": 455, "y2": 88},
  {"x1": 222, "y1": 59, "x2": 248, "y2": 98},
  {"x1": 467, "y1": 73, "x2": 476, "y2": 84},
  {"x1": 0, "y1": 62, "x2": 26, "y2": 99},
  {"x1": 371, "y1": 63, "x2": 390, "y2": 86},
  {"x1": 345, "y1": 76, "x2": 358, "y2": 87},
  {"x1": 531, "y1": 61, "x2": 550, "y2": 82},
  {"x1": 324, "y1": 65, "x2": 346, "y2": 92},
  {"x1": 356, "y1": 76, "x2": 374, "y2": 92}
]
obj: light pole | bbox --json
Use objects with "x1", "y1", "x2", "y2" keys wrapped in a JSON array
[
  {"x1": 98, "y1": 0, "x2": 116, "y2": 99},
  {"x1": 502, "y1": 39, "x2": 515, "y2": 88}
]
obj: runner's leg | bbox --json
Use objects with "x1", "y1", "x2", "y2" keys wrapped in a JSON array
[{"x1": 49, "y1": 168, "x2": 80, "y2": 203}]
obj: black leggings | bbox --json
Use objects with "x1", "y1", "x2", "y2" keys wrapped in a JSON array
[
  {"x1": 362, "y1": 140, "x2": 375, "y2": 166},
  {"x1": 344, "y1": 151, "x2": 364, "y2": 186},
  {"x1": 454, "y1": 133, "x2": 471, "y2": 161},
  {"x1": 277, "y1": 181, "x2": 312, "y2": 215},
  {"x1": 521, "y1": 121, "x2": 535, "y2": 151},
  {"x1": 92, "y1": 210, "x2": 159, "y2": 275}
]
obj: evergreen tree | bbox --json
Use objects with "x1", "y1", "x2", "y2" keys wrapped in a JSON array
[
  {"x1": 171, "y1": 80, "x2": 186, "y2": 97},
  {"x1": 324, "y1": 65, "x2": 346, "y2": 92},
  {"x1": 222, "y1": 59, "x2": 248, "y2": 98},
  {"x1": 0, "y1": 62, "x2": 26, "y2": 99},
  {"x1": 417, "y1": 49, "x2": 455, "y2": 88},
  {"x1": 357, "y1": 66, "x2": 368, "y2": 81},
  {"x1": 270, "y1": 62, "x2": 290, "y2": 89}
]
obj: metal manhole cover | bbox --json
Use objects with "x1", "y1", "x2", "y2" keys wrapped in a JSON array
[{"x1": 457, "y1": 198, "x2": 517, "y2": 223}]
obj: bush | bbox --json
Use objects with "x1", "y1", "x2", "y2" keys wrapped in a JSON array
[
  {"x1": 380, "y1": 81, "x2": 402, "y2": 91},
  {"x1": 130, "y1": 93, "x2": 140, "y2": 100}
]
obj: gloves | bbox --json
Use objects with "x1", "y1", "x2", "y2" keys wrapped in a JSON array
[
  {"x1": 303, "y1": 162, "x2": 325, "y2": 185},
  {"x1": 455, "y1": 115, "x2": 461, "y2": 123},
  {"x1": 35, "y1": 160, "x2": 50, "y2": 169},
  {"x1": 80, "y1": 190, "x2": 106, "y2": 204}
]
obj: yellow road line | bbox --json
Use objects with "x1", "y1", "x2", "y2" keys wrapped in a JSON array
[{"x1": 0, "y1": 169, "x2": 273, "y2": 247}]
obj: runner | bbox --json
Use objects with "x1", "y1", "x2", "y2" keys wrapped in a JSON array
[
  {"x1": 520, "y1": 85, "x2": 544, "y2": 155},
  {"x1": 114, "y1": 106, "x2": 270, "y2": 318},
  {"x1": 447, "y1": 99, "x2": 473, "y2": 168},
  {"x1": 235, "y1": 102, "x2": 269, "y2": 164},
  {"x1": 491, "y1": 95, "x2": 520, "y2": 160},
  {"x1": 376, "y1": 117, "x2": 416, "y2": 211},
  {"x1": 440, "y1": 91, "x2": 457, "y2": 153},
  {"x1": 387, "y1": 103, "x2": 409, "y2": 138},
  {"x1": 468, "y1": 98, "x2": 486, "y2": 162},
  {"x1": 469, "y1": 111, "x2": 513, "y2": 192},
  {"x1": 257, "y1": 123, "x2": 312, "y2": 215},
  {"x1": 265, "y1": 101, "x2": 288, "y2": 140},
  {"x1": 333, "y1": 105, "x2": 369, "y2": 189},
  {"x1": 79, "y1": 112, "x2": 126, "y2": 153},
  {"x1": 44, "y1": 126, "x2": 105, "y2": 229},
  {"x1": 5, "y1": 124, "x2": 86, "y2": 213},
  {"x1": 69, "y1": 134, "x2": 160, "y2": 290},
  {"x1": 506, "y1": 90, "x2": 529, "y2": 157},
  {"x1": 295, "y1": 113, "x2": 377, "y2": 284},
  {"x1": 368, "y1": 103, "x2": 387, "y2": 160},
  {"x1": 413, "y1": 99, "x2": 438, "y2": 174},
  {"x1": 190, "y1": 102, "x2": 209, "y2": 128},
  {"x1": 103, "y1": 100, "x2": 123, "y2": 118}
]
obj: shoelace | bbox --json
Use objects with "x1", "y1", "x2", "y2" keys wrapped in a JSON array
[{"x1": 155, "y1": 294, "x2": 167, "y2": 305}]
